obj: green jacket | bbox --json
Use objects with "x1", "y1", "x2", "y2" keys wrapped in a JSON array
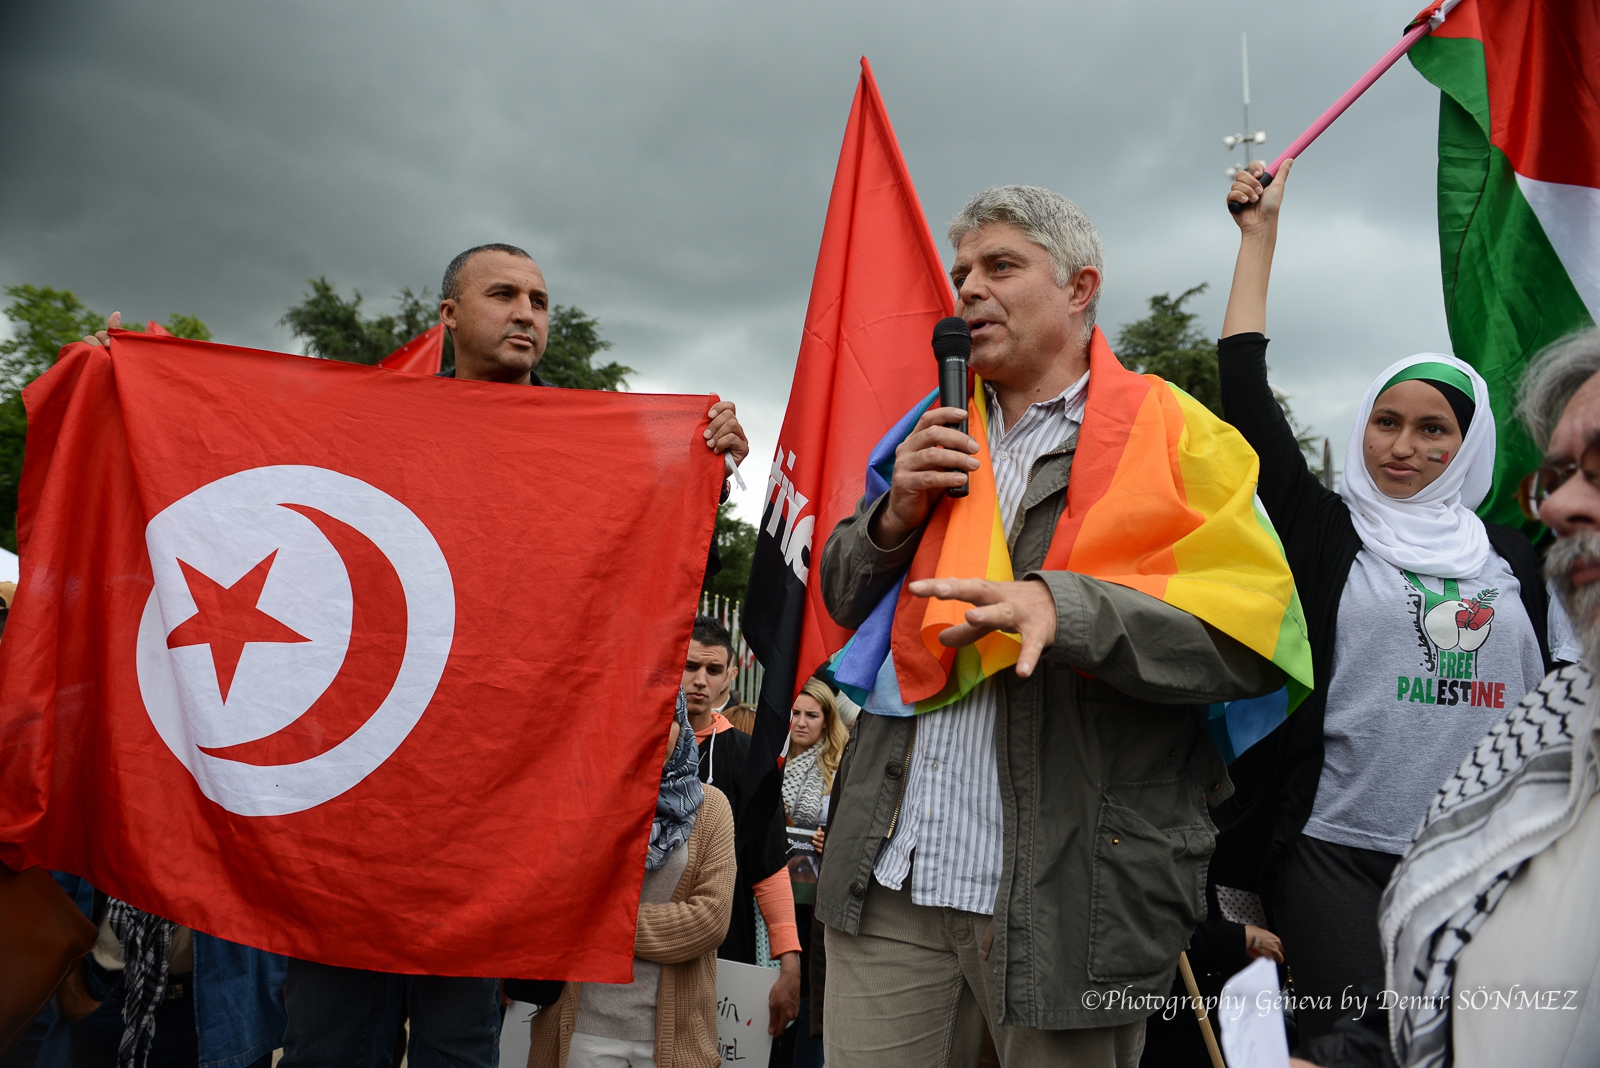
[{"x1": 815, "y1": 430, "x2": 1282, "y2": 1029}]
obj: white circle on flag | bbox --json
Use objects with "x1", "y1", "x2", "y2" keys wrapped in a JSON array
[{"x1": 136, "y1": 465, "x2": 455, "y2": 816}]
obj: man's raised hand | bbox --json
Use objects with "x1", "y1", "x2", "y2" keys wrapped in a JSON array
[
  {"x1": 83, "y1": 311, "x2": 122, "y2": 347},
  {"x1": 906, "y1": 576, "x2": 1056, "y2": 678},
  {"x1": 869, "y1": 406, "x2": 979, "y2": 547}
]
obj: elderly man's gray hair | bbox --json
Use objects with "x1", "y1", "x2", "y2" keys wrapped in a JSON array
[
  {"x1": 947, "y1": 185, "x2": 1105, "y2": 332},
  {"x1": 1517, "y1": 327, "x2": 1600, "y2": 448}
]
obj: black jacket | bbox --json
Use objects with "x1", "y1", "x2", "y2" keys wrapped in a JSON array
[
  {"x1": 1208, "y1": 333, "x2": 1551, "y2": 899},
  {"x1": 696, "y1": 724, "x2": 787, "y2": 964}
]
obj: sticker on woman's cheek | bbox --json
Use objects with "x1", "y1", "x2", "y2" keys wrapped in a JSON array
[{"x1": 1428, "y1": 449, "x2": 1450, "y2": 464}]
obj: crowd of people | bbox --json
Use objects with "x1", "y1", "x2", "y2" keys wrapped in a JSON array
[{"x1": 9, "y1": 158, "x2": 1600, "y2": 1068}]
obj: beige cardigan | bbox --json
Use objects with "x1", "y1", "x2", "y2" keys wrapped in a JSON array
[{"x1": 529, "y1": 785, "x2": 736, "y2": 1068}]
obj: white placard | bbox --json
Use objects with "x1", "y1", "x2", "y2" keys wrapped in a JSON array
[
  {"x1": 1219, "y1": 956, "x2": 1290, "y2": 1068},
  {"x1": 716, "y1": 959, "x2": 779, "y2": 1065},
  {"x1": 498, "y1": 1001, "x2": 538, "y2": 1067}
]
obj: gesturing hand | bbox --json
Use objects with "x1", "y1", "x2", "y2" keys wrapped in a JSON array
[
  {"x1": 906, "y1": 576, "x2": 1056, "y2": 678},
  {"x1": 870, "y1": 406, "x2": 979, "y2": 547}
]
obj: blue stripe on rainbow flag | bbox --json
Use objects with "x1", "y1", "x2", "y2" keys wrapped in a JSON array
[
  {"x1": 823, "y1": 389, "x2": 936, "y2": 706},
  {"x1": 1205, "y1": 687, "x2": 1289, "y2": 765}
]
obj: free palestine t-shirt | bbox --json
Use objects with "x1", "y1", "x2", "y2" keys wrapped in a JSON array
[{"x1": 1306, "y1": 549, "x2": 1546, "y2": 855}]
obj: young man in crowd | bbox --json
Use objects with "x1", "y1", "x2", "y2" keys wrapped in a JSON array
[
  {"x1": 683, "y1": 615, "x2": 802, "y2": 1040},
  {"x1": 816, "y1": 187, "x2": 1284, "y2": 1068}
]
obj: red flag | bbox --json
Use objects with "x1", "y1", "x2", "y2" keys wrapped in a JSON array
[
  {"x1": 0, "y1": 332, "x2": 722, "y2": 980},
  {"x1": 380, "y1": 323, "x2": 447, "y2": 375},
  {"x1": 742, "y1": 58, "x2": 952, "y2": 753},
  {"x1": 145, "y1": 321, "x2": 174, "y2": 336}
]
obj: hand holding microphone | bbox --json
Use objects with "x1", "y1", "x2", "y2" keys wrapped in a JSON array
[
  {"x1": 933, "y1": 316, "x2": 972, "y2": 498},
  {"x1": 866, "y1": 317, "x2": 981, "y2": 548}
]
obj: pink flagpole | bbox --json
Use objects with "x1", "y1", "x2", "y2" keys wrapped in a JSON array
[{"x1": 1229, "y1": 0, "x2": 1459, "y2": 211}]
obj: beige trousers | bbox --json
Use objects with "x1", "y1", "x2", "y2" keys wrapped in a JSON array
[{"x1": 822, "y1": 877, "x2": 1145, "y2": 1068}]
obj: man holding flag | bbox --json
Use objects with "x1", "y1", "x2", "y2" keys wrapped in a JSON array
[
  {"x1": 67, "y1": 241, "x2": 752, "y2": 1068},
  {"x1": 814, "y1": 186, "x2": 1309, "y2": 1067}
]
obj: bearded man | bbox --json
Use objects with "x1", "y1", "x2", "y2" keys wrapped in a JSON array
[
  {"x1": 815, "y1": 186, "x2": 1298, "y2": 1068},
  {"x1": 1294, "y1": 326, "x2": 1600, "y2": 1068}
]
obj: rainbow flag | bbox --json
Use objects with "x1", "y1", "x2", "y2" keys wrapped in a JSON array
[{"x1": 827, "y1": 328, "x2": 1312, "y2": 757}]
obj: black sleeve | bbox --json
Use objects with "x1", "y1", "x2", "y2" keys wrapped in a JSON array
[
  {"x1": 502, "y1": 978, "x2": 566, "y2": 1006},
  {"x1": 1218, "y1": 332, "x2": 1339, "y2": 547},
  {"x1": 1485, "y1": 522, "x2": 1553, "y2": 669},
  {"x1": 1297, "y1": 992, "x2": 1399, "y2": 1068},
  {"x1": 1185, "y1": 920, "x2": 1248, "y2": 976}
]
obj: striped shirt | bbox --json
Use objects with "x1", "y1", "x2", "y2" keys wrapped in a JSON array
[{"x1": 873, "y1": 371, "x2": 1089, "y2": 914}]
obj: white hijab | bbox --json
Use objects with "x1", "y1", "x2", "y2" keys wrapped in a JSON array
[{"x1": 1339, "y1": 352, "x2": 1495, "y2": 578}]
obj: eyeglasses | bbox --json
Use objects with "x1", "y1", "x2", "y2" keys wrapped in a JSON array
[{"x1": 1517, "y1": 443, "x2": 1600, "y2": 521}]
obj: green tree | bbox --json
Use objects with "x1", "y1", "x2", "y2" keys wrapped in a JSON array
[
  {"x1": 0, "y1": 285, "x2": 211, "y2": 552},
  {"x1": 1115, "y1": 284, "x2": 1326, "y2": 479},
  {"x1": 538, "y1": 306, "x2": 633, "y2": 390},
  {"x1": 1115, "y1": 284, "x2": 1222, "y2": 415},
  {"x1": 704, "y1": 502, "x2": 756, "y2": 601},
  {"x1": 165, "y1": 314, "x2": 213, "y2": 342},
  {"x1": 281, "y1": 279, "x2": 437, "y2": 365}
]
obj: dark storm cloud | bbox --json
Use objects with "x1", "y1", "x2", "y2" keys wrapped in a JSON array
[{"x1": 0, "y1": 0, "x2": 1451, "y2": 519}]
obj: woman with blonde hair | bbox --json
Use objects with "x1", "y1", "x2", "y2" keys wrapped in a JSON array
[
  {"x1": 783, "y1": 679, "x2": 848, "y2": 826},
  {"x1": 777, "y1": 678, "x2": 848, "y2": 1068}
]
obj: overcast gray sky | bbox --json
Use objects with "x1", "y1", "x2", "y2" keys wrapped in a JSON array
[{"x1": 0, "y1": 0, "x2": 1450, "y2": 523}]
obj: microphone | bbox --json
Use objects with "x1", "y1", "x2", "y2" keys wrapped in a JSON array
[{"x1": 932, "y1": 316, "x2": 972, "y2": 499}]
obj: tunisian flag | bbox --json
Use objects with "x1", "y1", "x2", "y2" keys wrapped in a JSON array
[
  {"x1": 740, "y1": 59, "x2": 951, "y2": 800},
  {"x1": 0, "y1": 332, "x2": 722, "y2": 980}
]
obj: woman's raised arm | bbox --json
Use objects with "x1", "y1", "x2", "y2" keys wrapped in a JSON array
[{"x1": 1222, "y1": 158, "x2": 1293, "y2": 338}]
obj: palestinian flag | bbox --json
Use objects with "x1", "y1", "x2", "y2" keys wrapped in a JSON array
[{"x1": 1409, "y1": 0, "x2": 1599, "y2": 527}]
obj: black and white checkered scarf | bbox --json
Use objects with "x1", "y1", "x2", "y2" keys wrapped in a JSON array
[
  {"x1": 781, "y1": 743, "x2": 827, "y2": 828},
  {"x1": 105, "y1": 898, "x2": 177, "y2": 1068},
  {"x1": 1379, "y1": 664, "x2": 1598, "y2": 1068}
]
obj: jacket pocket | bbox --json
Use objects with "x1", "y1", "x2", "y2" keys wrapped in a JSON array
[{"x1": 1085, "y1": 784, "x2": 1214, "y2": 984}]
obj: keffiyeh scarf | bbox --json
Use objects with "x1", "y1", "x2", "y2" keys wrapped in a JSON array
[
  {"x1": 105, "y1": 898, "x2": 177, "y2": 1068},
  {"x1": 648, "y1": 690, "x2": 703, "y2": 872},
  {"x1": 782, "y1": 743, "x2": 827, "y2": 828},
  {"x1": 1380, "y1": 664, "x2": 1599, "y2": 1067}
]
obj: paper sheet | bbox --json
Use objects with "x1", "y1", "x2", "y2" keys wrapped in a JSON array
[
  {"x1": 497, "y1": 1001, "x2": 538, "y2": 1067},
  {"x1": 1219, "y1": 956, "x2": 1291, "y2": 1068}
]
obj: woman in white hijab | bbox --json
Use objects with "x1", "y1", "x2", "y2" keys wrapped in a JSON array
[{"x1": 1207, "y1": 159, "x2": 1559, "y2": 1043}]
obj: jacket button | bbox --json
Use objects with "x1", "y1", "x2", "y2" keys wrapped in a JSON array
[
  {"x1": 1210, "y1": 781, "x2": 1221, "y2": 791},
  {"x1": 886, "y1": 762, "x2": 902, "y2": 778},
  {"x1": 849, "y1": 882, "x2": 866, "y2": 899},
  {"x1": 1111, "y1": 837, "x2": 1121, "y2": 846}
]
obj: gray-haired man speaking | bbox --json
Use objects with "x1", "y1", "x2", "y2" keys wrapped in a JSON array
[{"x1": 815, "y1": 187, "x2": 1281, "y2": 1067}]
